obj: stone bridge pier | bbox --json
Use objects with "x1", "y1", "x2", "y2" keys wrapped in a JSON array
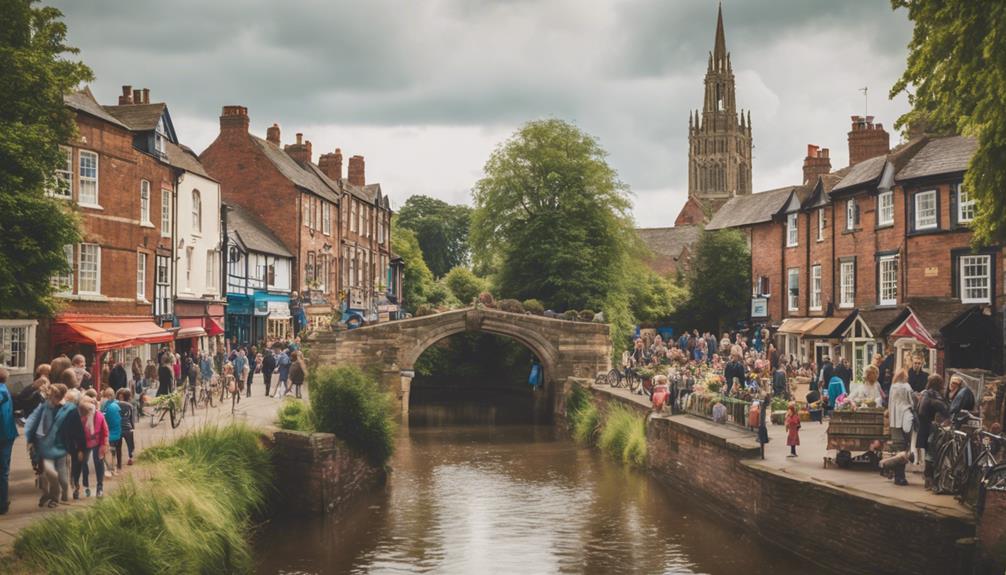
[{"x1": 309, "y1": 307, "x2": 612, "y2": 418}]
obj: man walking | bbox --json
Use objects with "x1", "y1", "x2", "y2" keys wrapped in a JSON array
[
  {"x1": 0, "y1": 368, "x2": 17, "y2": 514},
  {"x1": 261, "y1": 347, "x2": 277, "y2": 397}
]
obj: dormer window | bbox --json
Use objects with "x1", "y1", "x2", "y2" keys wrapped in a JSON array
[
  {"x1": 154, "y1": 117, "x2": 166, "y2": 156},
  {"x1": 786, "y1": 213, "x2": 798, "y2": 247}
]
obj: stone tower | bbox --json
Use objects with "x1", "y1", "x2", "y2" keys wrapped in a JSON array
[{"x1": 687, "y1": 3, "x2": 753, "y2": 215}]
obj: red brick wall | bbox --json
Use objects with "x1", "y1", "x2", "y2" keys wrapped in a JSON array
[{"x1": 750, "y1": 221, "x2": 782, "y2": 323}]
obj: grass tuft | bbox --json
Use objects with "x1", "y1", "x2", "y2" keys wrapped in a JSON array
[
  {"x1": 277, "y1": 397, "x2": 315, "y2": 432},
  {"x1": 598, "y1": 405, "x2": 648, "y2": 467}
]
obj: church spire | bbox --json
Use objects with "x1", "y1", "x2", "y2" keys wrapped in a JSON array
[{"x1": 713, "y1": 2, "x2": 727, "y2": 69}]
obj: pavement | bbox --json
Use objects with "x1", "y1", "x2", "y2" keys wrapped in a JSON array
[
  {"x1": 595, "y1": 383, "x2": 973, "y2": 522},
  {"x1": 0, "y1": 374, "x2": 296, "y2": 550}
]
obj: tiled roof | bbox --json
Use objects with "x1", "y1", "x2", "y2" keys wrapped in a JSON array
[
  {"x1": 896, "y1": 136, "x2": 977, "y2": 181},
  {"x1": 226, "y1": 203, "x2": 293, "y2": 258},
  {"x1": 832, "y1": 155, "x2": 887, "y2": 193},
  {"x1": 251, "y1": 136, "x2": 340, "y2": 204},
  {"x1": 705, "y1": 186, "x2": 798, "y2": 230},
  {"x1": 103, "y1": 103, "x2": 166, "y2": 131},
  {"x1": 636, "y1": 225, "x2": 702, "y2": 259},
  {"x1": 165, "y1": 141, "x2": 212, "y2": 179},
  {"x1": 64, "y1": 87, "x2": 129, "y2": 129},
  {"x1": 858, "y1": 307, "x2": 904, "y2": 337}
]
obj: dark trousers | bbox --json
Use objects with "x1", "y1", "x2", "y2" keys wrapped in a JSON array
[
  {"x1": 121, "y1": 430, "x2": 135, "y2": 459},
  {"x1": 262, "y1": 370, "x2": 274, "y2": 396},
  {"x1": 246, "y1": 370, "x2": 254, "y2": 397},
  {"x1": 0, "y1": 439, "x2": 13, "y2": 509}
]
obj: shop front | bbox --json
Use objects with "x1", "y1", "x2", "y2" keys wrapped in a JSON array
[
  {"x1": 225, "y1": 293, "x2": 253, "y2": 347},
  {"x1": 50, "y1": 314, "x2": 174, "y2": 389},
  {"x1": 255, "y1": 292, "x2": 293, "y2": 342},
  {"x1": 174, "y1": 300, "x2": 226, "y2": 356}
]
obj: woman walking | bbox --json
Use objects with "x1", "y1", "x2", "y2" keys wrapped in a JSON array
[
  {"x1": 116, "y1": 389, "x2": 136, "y2": 466},
  {"x1": 289, "y1": 351, "x2": 307, "y2": 399},
  {"x1": 918, "y1": 374, "x2": 949, "y2": 489},
  {"x1": 785, "y1": 402, "x2": 801, "y2": 457},
  {"x1": 24, "y1": 384, "x2": 75, "y2": 507},
  {"x1": 81, "y1": 396, "x2": 109, "y2": 497},
  {"x1": 100, "y1": 388, "x2": 122, "y2": 475}
]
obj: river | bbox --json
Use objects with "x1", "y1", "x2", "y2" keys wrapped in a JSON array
[{"x1": 256, "y1": 395, "x2": 807, "y2": 575}]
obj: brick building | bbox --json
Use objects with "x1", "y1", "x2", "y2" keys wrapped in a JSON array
[
  {"x1": 712, "y1": 116, "x2": 1003, "y2": 378},
  {"x1": 200, "y1": 106, "x2": 397, "y2": 342}
]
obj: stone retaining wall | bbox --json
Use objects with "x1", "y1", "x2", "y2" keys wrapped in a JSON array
[{"x1": 269, "y1": 430, "x2": 386, "y2": 515}]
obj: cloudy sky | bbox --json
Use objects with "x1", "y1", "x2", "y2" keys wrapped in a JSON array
[{"x1": 53, "y1": 0, "x2": 914, "y2": 227}]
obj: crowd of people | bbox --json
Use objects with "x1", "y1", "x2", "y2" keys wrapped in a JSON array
[{"x1": 0, "y1": 335, "x2": 310, "y2": 516}]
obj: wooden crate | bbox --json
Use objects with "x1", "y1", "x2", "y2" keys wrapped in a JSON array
[{"x1": 828, "y1": 409, "x2": 885, "y2": 437}]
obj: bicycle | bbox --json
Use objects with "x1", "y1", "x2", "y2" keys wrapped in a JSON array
[
  {"x1": 148, "y1": 389, "x2": 184, "y2": 429},
  {"x1": 198, "y1": 375, "x2": 217, "y2": 408},
  {"x1": 959, "y1": 429, "x2": 1003, "y2": 507},
  {"x1": 933, "y1": 412, "x2": 981, "y2": 495}
]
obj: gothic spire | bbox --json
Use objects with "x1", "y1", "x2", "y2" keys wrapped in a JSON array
[{"x1": 713, "y1": 2, "x2": 727, "y2": 69}]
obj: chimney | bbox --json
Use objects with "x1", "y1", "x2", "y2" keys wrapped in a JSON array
[
  {"x1": 848, "y1": 115, "x2": 890, "y2": 166},
  {"x1": 132, "y1": 89, "x2": 142, "y2": 104},
  {"x1": 118, "y1": 85, "x2": 133, "y2": 105},
  {"x1": 219, "y1": 105, "x2": 250, "y2": 134},
  {"x1": 802, "y1": 144, "x2": 832, "y2": 185},
  {"x1": 348, "y1": 155, "x2": 365, "y2": 186},
  {"x1": 142, "y1": 88, "x2": 150, "y2": 104},
  {"x1": 318, "y1": 148, "x2": 343, "y2": 181},
  {"x1": 266, "y1": 123, "x2": 281, "y2": 145},
  {"x1": 284, "y1": 132, "x2": 313, "y2": 165}
]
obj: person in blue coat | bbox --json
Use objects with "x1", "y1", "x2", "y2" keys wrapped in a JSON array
[
  {"x1": 25, "y1": 384, "x2": 75, "y2": 507},
  {"x1": 0, "y1": 368, "x2": 18, "y2": 514},
  {"x1": 528, "y1": 360, "x2": 542, "y2": 391},
  {"x1": 273, "y1": 350, "x2": 292, "y2": 398},
  {"x1": 826, "y1": 376, "x2": 847, "y2": 412}
]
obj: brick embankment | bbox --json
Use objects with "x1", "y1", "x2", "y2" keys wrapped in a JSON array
[{"x1": 564, "y1": 381, "x2": 977, "y2": 575}]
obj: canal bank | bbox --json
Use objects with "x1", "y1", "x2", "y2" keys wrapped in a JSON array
[{"x1": 562, "y1": 380, "x2": 977, "y2": 575}]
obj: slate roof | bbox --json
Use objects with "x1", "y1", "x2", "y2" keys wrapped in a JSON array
[
  {"x1": 831, "y1": 155, "x2": 887, "y2": 193},
  {"x1": 226, "y1": 204, "x2": 293, "y2": 258},
  {"x1": 858, "y1": 307, "x2": 904, "y2": 337},
  {"x1": 64, "y1": 87, "x2": 129, "y2": 130},
  {"x1": 636, "y1": 225, "x2": 702, "y2": 258},
  {"x1": 896, "y1": 136, "x2": 977, "y2": 181},
  {"x1": 165, "y1": 141, "x2": 212, "y2": 179},
  {"x1": 251, "y1": 136, "x2": 340, "y2": 204},
  {"x1": 705, "y1": 186, "x2": 799, "y2": 230},
  {"x1": 103, "y1": 103, "x2": 166, "y2": 131}
]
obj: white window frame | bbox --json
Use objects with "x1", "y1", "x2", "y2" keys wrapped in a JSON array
[
  {"x1": 185, "y1": 246, "x2": 194, "y2": 289},
  {"x1": 206, "y1": 250, "x2": 218, "y2": 293},
  {"x1": 136, "y1": 251, "x2": 147, "y2": 300},
  {"x1": 51, "y1": 146, "x2": 73, "y2": 199},
  {"x1": 960, "y1": 254, "x2": 991, "y2": 304},
  {"x1": 914, "y1": 190, "x2": 937, "y2": 230},
  {"x1": 51, "y1": 244, "x2": 74, "y2": 294},
  {"x1": 140, "y1": 180, "x2": 151, "y2": 225},
  {"x1": 846, "y1": 199, "x2": 857, "y2": 230},
  {"x1": 787, "y1": 268, "x2": 799, "y2": 312},
  {"x1": 78, "y1": 243, "x2": 101, "y2": 295},
  {"x1": 810, "y1": 264, "x2": 822, "y2": 311},
  {"x1": 78, "y1": 150, "x2": 99, "y2": 207},
  {"x1": 0, "y1": 320, "x2": 37, "y2": 375},
  {"x1": 322, "y1": 202, "x2": 332, "y2": 235},
  {"x1": 817, "y1": 208, "x2": 825, "y2": 241},
  {"x1": 786, "y1": 213, "x2": 798, "y2": 247},
  {"x1": 839, "y1": 260, "x2": 855, "y2": 309},
  {"x1": 957, "y1": 184, "x2": 975, "y2": 224},
  {"x1": 877, "y1": 191, "x2": 894, "y2": 226},
  {"x1": 879, "y1": 255, "x2": 898, "y2": 306},
  {"x1": 161, "y1": 189, "x2": 172, "y2": 238},
  {"x1": 192, "y1": 189, "x2": 202, "y2": 235}
]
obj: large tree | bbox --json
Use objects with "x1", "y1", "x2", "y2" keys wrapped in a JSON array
[
  {"x1": 0, "y1": 0, "x2": 90, "y2": 316},
  {"x1": 679, "y1": 228, "x2": 751, "y2": 332},
  {"x1": 891, "y1": 0, "x2": 1006, "y2": 245},
  {"x1": 471, "y1": 119, "x2": 634, "y2": 312},
  {"x1": 396, "y1": 195, "x2": 472, "y2": 278}
]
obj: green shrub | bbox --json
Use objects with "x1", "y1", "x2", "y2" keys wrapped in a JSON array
[
  {"x1": 425, "y1": 281, "x2": 455, "y2": 307},
  {"x1": 598, "y1": 405, "x2": 647, "y2": 466},
  {"x1": 310, "y1": 366, "x2": 396, "y2": 466},
  {"x1": 565, "y1": 383, "x2": 590, "y2": 420},
  {"x1": 572, "y1": 402, "x2": 600, "y2": 445},
  {"x1": 622, "y1": 415, "x2": 648, "y2": 467},
  {"x1": 14, "y1": 424, "x2": 272, "y2": 575},
  {"x1": 522, "y1": 299, "x2": 545, "y2": 315},
  {"x1": 497, "y1": 298, "x2": 524, "y2": 314},
  {"x1": 562, "y1": 310, "x2": 579, "y2": 321},
  {"x1": 277, "y1": 397, "x2": 314, "y2": 432},
  {"x1": 477, "y1": 291, "x2": 496, "y2": 308},
  {"x1": 415, "y1": 303, "x2": 435, "y2": 317},
  {"x1": 579, "y1": 309, "x2": 595, "y2": 322},
  {"x1": 443, "y1": 266, "x2": 488, "y2": 305}
]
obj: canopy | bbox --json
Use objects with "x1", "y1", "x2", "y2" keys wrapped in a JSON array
[
  {"x1": 205, "y1": 317, "x2": 224, "y2": 337},
  {"x1": 52, "y1": 317, "x2": 174, "y2": 352},
  {"x1": 777, "y1": 317, "x2": 824, "y2": 335},
  {"x1": 890, "y1": 309, "x2": 938, "y2": 348},
  {"x1": 176, "y1": 327, "x2": 207, "y2": 340}
]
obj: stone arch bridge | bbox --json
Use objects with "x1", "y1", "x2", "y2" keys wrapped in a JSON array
[{"x1": 308, "y1": 307, "x2": 612, "y2": 417}]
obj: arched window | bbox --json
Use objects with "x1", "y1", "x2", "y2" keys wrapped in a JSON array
[{"x1": 192, "y1": 189, "x2": 202, "y2": 233}]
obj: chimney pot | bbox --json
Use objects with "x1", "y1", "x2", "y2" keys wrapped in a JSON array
[
  {"x1": 266, "y1": 123, "x2": 281, "y2": 145},
  {"x1": 348, "y1": 155, "x2": 366, "y2": 186},
  {"x1": 219, "y1": 105, "x2": 250, "y2": 134},
  {"x1": 822, "y1": 148, "x2": 830, "y2": 158},
  {"x1": 118, "y1": 85, "x2": 133, "y2": 105},
  {"x1": 132, "y1": 89, "x2": 142, "y2": 104},
  {"x1": 142, "y1": 88, "x2": 150, "y2": 104},
  {"x1": 296, "y1": 133, "x2": 303, "y2": 145},
  {"x1": 848, "y1": 115, "x2": 890, "y2": 165},
  {"x1": 806, "y1": 144, "x2": 819, "y2": 157}
]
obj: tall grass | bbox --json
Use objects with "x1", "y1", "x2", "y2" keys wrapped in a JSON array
[
  {"x1": 572, "y1": 403, "x2": 601, "y2": 444},
  {"x1": 309, "y1": 366, "x2": 396, "y2": 466},
  {"x1": 13, "y1": 424, "x2": 272, "y2": 575},
  {"x1": 597, "y1": 405, "x2": 648, "y2": 467}
]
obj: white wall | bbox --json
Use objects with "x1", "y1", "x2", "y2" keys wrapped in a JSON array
[{"x1": 175, "y1": 171, "x2": 222, "y2": 298}]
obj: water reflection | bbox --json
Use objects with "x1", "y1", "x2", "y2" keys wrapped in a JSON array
[{"x1": 256, "y1": 401, "x2": 806, "y2": 575}]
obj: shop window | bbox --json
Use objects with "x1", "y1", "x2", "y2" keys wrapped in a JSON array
[{"x1": 0, "y1": 322, "x2": 35, "y2": 372}]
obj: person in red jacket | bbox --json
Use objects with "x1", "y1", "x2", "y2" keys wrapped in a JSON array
[{"x1": 785, "y1": 402, "x2": 801, "y2": 457}]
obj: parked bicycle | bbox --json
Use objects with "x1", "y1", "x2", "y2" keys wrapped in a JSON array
[
  {"x1": 933, "y1": 411, "x2": 1004, "y2": 507},
  {"x1": 148, "y1": 389, "x2": 184, "y2": 429}
]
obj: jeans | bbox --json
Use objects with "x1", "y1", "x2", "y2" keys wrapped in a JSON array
[
  {"x1": 246, "y1": 371, "x2": 254, "y2": 397},
  {"x1": 0, "y1": 439, "x2": 13, "y2": 509},
  {"x1": 40, "y1": 457, "x2": 68, "y2": 501},
  {"x1": 111, "y1": 438, "x2": 123, "y2": 469},
  {"x1": 91, "y1": 448, "x2": 105, "y2": 490},
  {"x1": 74, "y1": 448, "x2": 92, "y2": 489},
  {"x1": 121, "y1": 430, "x2": 135, "y2": 460},
  {"x1": 262, "y1": 370, "x2": 273, "y2": 397}
]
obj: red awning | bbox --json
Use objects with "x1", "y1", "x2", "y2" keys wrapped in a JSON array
[
  {"x1": 890, "y1": 309, "x2": 938, "y2": 348},
  {"x1": 52, "y1": 316, "x2": 174, "y2": 352},
  {"x1": 205, "y1": 317, "x2": 224, "y2": 336}
]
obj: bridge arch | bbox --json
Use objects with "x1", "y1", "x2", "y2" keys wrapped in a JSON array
[{"x1": 309, "y1": 307, "x2": 611, "y2": 418}]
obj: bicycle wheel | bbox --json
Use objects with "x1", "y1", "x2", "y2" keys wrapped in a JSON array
[
  {"x1": 606, "y1": 369, "x2": 622, "y2": 388},
  {"x1": 960, "y1": 455, "x2": 993, "y2": 507},
  {"x1": 169, "y1": 400, "x2": 184, "y2": 428},
  {"x1": 206, "y1": 387, "x2": 215, "y2": 408},
  {"x1": 150, "y1": 407, "x2": 159, "y2": 428},
  {"x1": 934, "y1": 438, "x2": 963, "y2": 495},
  {"x1": 628, "y1": 373, "x2": 642, "y2": 393}
]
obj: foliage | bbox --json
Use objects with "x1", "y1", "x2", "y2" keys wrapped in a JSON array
[
  {"x1": 443, "y1": 266, "x2": 488, "y2": 306},
  {"x1": 414, "y1": 303, "x2": 435, "y2": 317},
  {"x1": 890, "y1": 0, "x2": 1006, "y2": 245},
  {"x1": 678, "y1": 228, "x2": 751, "y2": 332},
  {"x1": 572, "y1": 402, "x2": 600, "y2": 444},
  {"x1": 471, "y1": 119, "x2": 635, "y2": 313},
  {"x1": 277, "y1": 397, "x2": 314, "y2": 432},
  {"x1": 396, "y1": 195, "x2": 473, "y2": 277},
  {"x1": 0, "y1": 0, "x2": 91, "y2": 316},
  {"x1": 425, "y1": 280, "x2": 456, "y2": 308},
  {"x1": 497, "y1": 298, "x2": 525, "y2": 314},
  {"x1": 522, "y1": 299, "x2": 545, "y2": 315},
  {"x1": 391, "y1": 219, "x2": 435, "y2": 314},
  {"x1": 597, "y1": 405, "x2": 648, "y2": 467},
  {"x1": 579, "y1": 309, "x2": 595, "y2": 322},
  {"x1": 310, "y1": 366, "x2": 396, "y2": 466},
  {"x1": 626, "y1": 258, "x2": 688, "y2": 324},
  {"x1": 477, "y1": 291, "x2": 495, "y2": 308},
  {"x1": 565, "y1": 382, "x2": 591, "y2": 419},
  {"x1": 562, "y1": 310, "x2": 579, "y2": 321},
  {"x1": 14, "y1": 425, "x2": 271, "y2": 574}
]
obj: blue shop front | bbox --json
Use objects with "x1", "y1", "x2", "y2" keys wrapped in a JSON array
[{"x1": 226, "y1": 291, "x2": 292, "y2": 346}]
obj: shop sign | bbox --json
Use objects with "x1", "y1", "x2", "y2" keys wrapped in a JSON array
[
  {"x1": 378, "y1": 304, "x2": 398, "y2": 313},
  {"x1": 925, "y1": 266, "x2": 939, "y2": 278},
  {"x1": 751, "y1": 297, "x2": 768, "y2": 318},
  {"x1": 254, "y1": 300, "x2": 270, "y2": 316},
  {"x1": 267, "y1": 301, "x2": 291, "y2": 317}
]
